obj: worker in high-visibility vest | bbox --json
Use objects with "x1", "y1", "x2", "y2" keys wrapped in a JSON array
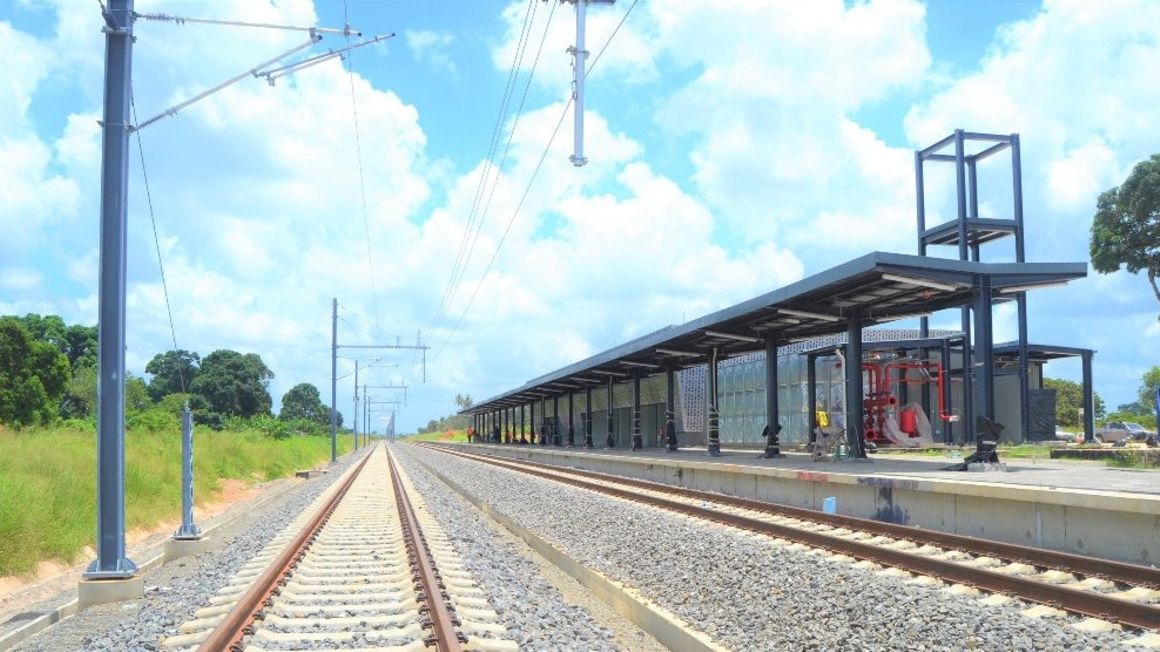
[{"x1": 815, "y1": 403, "x2": 830, "y2": 429}]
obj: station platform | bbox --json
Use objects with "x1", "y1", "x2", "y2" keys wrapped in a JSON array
[{"x1": 439, "y1": 443, "x2": 1160, "y2": 566}]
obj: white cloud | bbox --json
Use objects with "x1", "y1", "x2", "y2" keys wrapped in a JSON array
[
  {"x1": 405, "y1": 30, "x2": 457, "y2": 75},
  {"x1": 0, "y1": 268, "x2": 42, "y2": 292}
]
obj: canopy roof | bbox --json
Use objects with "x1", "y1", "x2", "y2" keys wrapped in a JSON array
[{"x1": 464, "y1": 251, "x2": 1086, "y2": 414}]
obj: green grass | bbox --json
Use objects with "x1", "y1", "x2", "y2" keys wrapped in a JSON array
[
  {"x1": 403, "y1": 429, "x2": 469, "y2": 443},
  {"x1": 0, "y1": 424, "x2": 352, "y2": 577}
]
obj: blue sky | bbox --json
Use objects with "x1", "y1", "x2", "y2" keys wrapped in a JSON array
[{"x1": 1, "y1": 0, "x2": 1157, "y2": 432}]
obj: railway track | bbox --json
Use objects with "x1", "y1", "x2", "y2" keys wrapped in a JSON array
[
  {"x1": 428, "y1": 445, "x2": 1160, "y2": 633},
  {"x1": 162, "y1": 444, "x2": 516, "y2": 651}
]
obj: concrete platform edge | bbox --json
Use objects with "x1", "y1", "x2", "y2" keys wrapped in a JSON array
[{"x1": 447, "y1": 444, "x2": 1160, "y2": 565}]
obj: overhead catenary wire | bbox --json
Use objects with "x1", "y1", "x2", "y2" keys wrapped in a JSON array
[
  {"x1": 130, "y1": 90, "x2": 187, "y2": 394},
  {"x1": 429, "y1": 0, "x2": 540, "y2": 336},
  {"x1": 342, "y1": 0, "x2": 383, "y2": 334},
  {"x1": 433, "y1": 0, "x2": 639, "y2": 361}
]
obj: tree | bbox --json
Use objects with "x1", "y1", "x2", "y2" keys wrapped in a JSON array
[
  {"x1": 1044, "y1": 377, "x2": 1106, "y2": 429},
  {"x1": 145, "y1": 350, "x2": 200, "y2": 402},
  {"x1": 279, "y1": 383, "x2": 329, "y2": 424},
  {"x1": 1090, "y1": 154, "x2": 1160, "y2": 311},
  {"x1": 62, "y1": 324, "x2": 97, "y2": 370},
  {"x1": 454, "y1": 393, "x2": 473, "y2": 410},
  {"x1": 1139, "y1": 366, "x2": 1160, "y2": 413},
  {"x1": 0, "y1": 317, "x2": 70, "y2": 426},
  {"x1": 190, "y1": 350, "x2": 274, "y2": 422}
]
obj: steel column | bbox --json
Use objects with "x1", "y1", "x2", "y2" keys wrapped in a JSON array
[
  {"x1": 605, "y1": 377, "x2": 616, "y2": 448},
  {"x1": 174, "y1": 406, "x2": 200, "y2": 540},
  {"x1": 968, "y1": 158, "x2": 979, "y2": 219},
  {"x1": 1017, "y1": 294, "x2": 1030, "y2": 440},
  {"x1": 707, "y1": 347, "x2": 721, "y2": 457},
  {"x1": 665, "y1": 366, "x2": 677, "y2": 452},
  {"x1": 807, "y1": 352, "x2": 818, "y2": 445},
  {"x1": 531, "y1": 401, "x2": 537, "y2": 445},
  {"x1": 954, "y1": 129, "x2": 968, "y2": 261},
  {"x1": 540, "y1": 396, "x2": 548, "y2": 445},
  {"x1": 552, "y1": 395, "x2": 561, "y2": 445},
  {"x1": 1082, "y1": 352, "x2": 1096, "y2": 444},
  {"x1": 846, "y1": 310, "x2": 867, "y2": 459},
  {"x1": 520, "y1": 404, "x2": 526, "y2": 443},
  {"x1": 961, "y1": 304, "x2": 974, "y2": 445},
  {"x1": 975, "y1": 276, "x2": 996, "y2": 428},
  {"x1": 941, "y1": 339, "x2": 954, "y2": 444},
  {"x1": 915, "y1": 150, "x2": 926, "y2": 256},
  {"x1": 88, "y1": 0, "x2": 138, "y2": 579},
  {"x1": 763, "y1": 334, "x2": 784, "y2": 458},
  {"x1": 631, "y1": 373, "x2": 642, "y2": 451},
  {"x1": 567, "y1": 392, "x2": 575, "y2": 446},
  {"x1": 584, "y1": 387, "x2": 594, "y2": 448}
]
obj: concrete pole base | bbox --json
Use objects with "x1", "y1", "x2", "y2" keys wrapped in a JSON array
[
  {"x1": 78, "y1": 575, "x2": 144, "y2": 609},
  {"x1": 164, "y1": 537, "x2": 212, "y2": 562}
]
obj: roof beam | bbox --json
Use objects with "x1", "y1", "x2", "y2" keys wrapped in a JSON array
[
  {"x1": 881, "y1": 273, "x2": 960, "y2": 292},
  {"x1": 655, "y1": 348, "x2": 701, "y2": 357},
  {"x1": 704, "y1": 329, "x2": 761, "y2": 343},
  {"x1": 777, "y1": 308, "x2": 841, "y2": 323}
]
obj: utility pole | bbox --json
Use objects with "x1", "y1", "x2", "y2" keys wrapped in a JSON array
[
  {"x1": 88, "y1": 0, "x2": 136, "y2": 581},
  {"x1": 352, "y1": 360, "x2": 359, "y2": 452},
  {"x1": 330, "y1": 298, "x2": 338, "y2": 461},
  {"x1": 85, "y1": 3, "x2": 388, "y2": 595},
  {"x1": 329, "y1": 300, "x2": 428, "y2": 461},
  {"x1": 565, "y1": 0, "x2": 615, "y2": 167}
]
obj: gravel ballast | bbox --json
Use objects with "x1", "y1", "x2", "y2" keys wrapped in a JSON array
[
  {"x1": 403, "y1": 444, "x2": 1134, "y2": 651},
  {"x1": 12, "y1": 450, "x2": 370, "y2": 652},
  {"x1": 394, "y1": 445, "x2": 666, "y2": 651}
]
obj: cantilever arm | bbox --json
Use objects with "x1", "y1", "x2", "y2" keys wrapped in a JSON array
[{"x1": 131, "y1": 34, "x2": 321, "y2": 132}]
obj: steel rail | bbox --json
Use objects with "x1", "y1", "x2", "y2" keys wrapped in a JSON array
[
  {"x1": 440, "y1": 446, "x2": 1160, "y2": 588},
  {"x1": 432, "y1": 445, "x2": 1160, "y2": 631},
  {"x1": 197, "y1": 451, "x2": 373, "y2": 651},
  {"x1": 388, "y1": 451, "x2": 463, "y2": 652}
]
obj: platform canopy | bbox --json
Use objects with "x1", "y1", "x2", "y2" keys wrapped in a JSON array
[
  {"x1": 463, "y1": 251, "x2": 1085, "y2": 414},
  {"x1": 992, "y1": 341, "x2": 1094, "y2": 363}
]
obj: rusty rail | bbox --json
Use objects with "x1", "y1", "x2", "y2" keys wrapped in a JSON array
[
  {"x1": 388, "y1": 451, "x2": 463, "y2": 652},
  {"x1": 198, "y1": 450, "x2": 374, "y2": 651},
  {"x1": 432, "y1": 445, "x2": 1160, "y2": 630}
]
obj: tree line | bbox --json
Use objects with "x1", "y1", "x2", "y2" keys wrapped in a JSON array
[{"x1": 0, "y1": 313, "x2": 341, "y2": 436}]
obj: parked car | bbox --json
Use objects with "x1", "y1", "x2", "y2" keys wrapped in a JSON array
[{"x1": 1095, "y1": 421, "x2": 1157, "y2": 444}]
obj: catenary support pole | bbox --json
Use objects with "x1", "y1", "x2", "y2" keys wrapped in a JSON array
[
  {"x1": 175, "y1": 405, "x2": 200, "y2": 539},
  {"x1": 352, "y1": 361, "x2": 359, "y2": 452},
  {"x1": 330, "y1": 297, "x2": 337, "y2": 462},
  {"x1": 88, "y1": 0, "x2": 138, "y2": 579},
  {"x1": 763, "y1": 334, "x2": 784, "y2": 458},
  {"x1": 631, "y1": 372, "x2": 642, "y2": 451},
  {"x1": 665, "y1": 366, "x2": 678, "y2": 452},
  {"x1": 846, "y1": 310, "x2": 867, "y2": 459},
  {"x1": 707, "y1": 347, "x2": 721, "y2": 457},
  {"x1": 569, "y1": 0, "x2": 589, "y2": 166}
]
